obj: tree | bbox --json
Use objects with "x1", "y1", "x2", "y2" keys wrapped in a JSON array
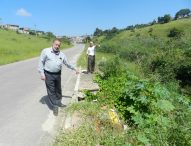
[
  {"x1": 110, "y1": 27, "x2": 119, "y2": 34},
  {"x1": 168, "y1": 28, "x2": 184, "y2": 38},
  {"x1": 83, "y1": 36, "x2": 91, "y2": 43},
  {"x1": 29, "y1": 30, "x2": 36, "y2": 35},
  {"x1": 93, "y1": 28, "x2": 103, "y2": 36},
  {"x1": 0, "y1": 18, "x2": 2, "y2": 28},
  {"x1": 158, "y1": 14, "x2": 171, "y2": 24},
  {"x1": 158, "y1": 16, "x2": 164, "y2": 24},
  {"x1": 175, "y1": 8, "x2": 191, "y2": 19},
  {"x1": 151, "y1": 19, "x2": 157, "y2": 25},
  {"x1": 125, "y1": 25, "x2": 134, "y2": 30},
  {"x1": 60, "y1": 36, "x2": 71, "y2": 45},
  {"x1": 163, "y1": 14, "x2": 171, "y2": 23},
  {"x1": 43, "y1": 32, "x2": 55, "y2": 41},
  {"x1": 45, "y1": 32, "x2": 55, "y2": 38}
]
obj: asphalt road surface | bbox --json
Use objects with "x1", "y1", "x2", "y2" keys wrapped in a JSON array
[{"x1": 0, "y1": 44, "x2": 84, "y2": 146}]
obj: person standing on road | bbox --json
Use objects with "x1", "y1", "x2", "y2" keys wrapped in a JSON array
[
  {"x1": 86, "y1": 41, "x2": 99, "y2": 73},
  {"x1": 38, "y1": 38, "x2": 78, "y2": 116}
]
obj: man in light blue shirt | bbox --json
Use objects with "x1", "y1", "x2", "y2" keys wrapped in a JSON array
[{"x1": 38, "y1": 38, "x2": 78, "y2": 115}]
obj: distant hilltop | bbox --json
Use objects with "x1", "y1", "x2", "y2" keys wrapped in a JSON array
[
  {"x1": 0, "y1": 24, "x2": 92, "y2": 43},
  {"x1": 0, "y1": 24, "x2": 44, "y2": 35}
]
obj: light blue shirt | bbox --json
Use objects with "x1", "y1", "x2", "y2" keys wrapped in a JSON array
[{"x1": 38, "y1": 47, "x2": 75, "y2": 76}]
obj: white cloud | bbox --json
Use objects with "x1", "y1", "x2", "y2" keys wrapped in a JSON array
[{"x1": 16, "y1": 8, "x2": 32, "y2": 17}]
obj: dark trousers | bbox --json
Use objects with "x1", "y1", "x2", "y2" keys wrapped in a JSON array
[
  {"x1": 87, "y1": 55, "x2": 95, "y2": 73},
  {"x1": 44, "y1": 72, "x2": 62, "y2": 107}
]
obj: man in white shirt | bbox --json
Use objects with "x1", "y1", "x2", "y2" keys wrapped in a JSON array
[
  {"x1": 38, "y1": 38, "x2": 78, "y2": 116},
  {"x1": 86, "y1": 41, "x2": 96, "y2": 73}
]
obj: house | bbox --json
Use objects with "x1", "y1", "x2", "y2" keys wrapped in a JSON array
[
  {"x1": 5, "y1": 24, "x2": 19, "y2": 31},
  {"x1": 18, "y1": 27, "x2": 29, "y2": 34},
  {"x1": 36, "y1": 30, "x2": 44, "y2": 35},
  {"x1": 0, "y1": 24, "x2": 5, "y2": 28}
]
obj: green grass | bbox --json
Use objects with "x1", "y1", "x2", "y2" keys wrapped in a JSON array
[
  {"x1": 94, "y1": 17, "x2": 191, "y2": 79},
  {"x1": 54, "y1": 18, "x2": 191, "y2": 146},
  {"x1": 77, "y1": 44, "x2": 88, "y2": 68},
  {"x1": 0, "y1": 29, "x2": 71, "y2": 65},
  {"x1": 53, "y1": 102, "x2": 127, "y2": 146},
  {"x1": 113, "y1": 18, "x2": 191, "y2": 40}
]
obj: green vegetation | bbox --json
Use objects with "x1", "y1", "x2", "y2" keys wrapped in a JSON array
[
  {"x1": 54, "y1": 102, "x2": 127, "y2": 146},
  {"x1": 90, "y1": 57, "x2": 191, "y2": 145},
  {"x1": 0, "y1": 29, "x2": 71, "y2": 65},
  {"x1": 96, "y1": 18, "x2": 191, "y2": 90},
  {"x1": 55, "y1": 56, "x2": 191, "y2": 145},
  {"x1": 54, "y1": 9, "x2": 191, "y2": 145},
  {"x1": 91, "y1": 17, "x2": 191, "y2": 145},
  {"x1": 175, "y1": 8, "x2": 191, "y2": 19}
]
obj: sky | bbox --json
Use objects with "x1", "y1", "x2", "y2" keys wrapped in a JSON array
[{"x1": 0, "y1": 0, "x2": 191, "y2": 36}]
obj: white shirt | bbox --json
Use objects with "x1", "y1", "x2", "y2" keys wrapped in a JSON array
[
  {"x1": 38, "y1": 47, "x2": 75, "y2": 76},
  {"x1": 87, "y1": 46, "x2": 95, "y2": 56}
]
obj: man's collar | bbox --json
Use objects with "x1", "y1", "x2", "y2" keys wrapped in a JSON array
[{"x1": 51, "y1": 48, "x2": 60, "y2": 55}]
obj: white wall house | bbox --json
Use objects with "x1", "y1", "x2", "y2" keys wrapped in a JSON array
[
  {"x1": 5, "y1": 24, "x2": 19, "y2": 31},
  {"x1": 18, "y1": 27, "x2": 29, "y2": 34}
]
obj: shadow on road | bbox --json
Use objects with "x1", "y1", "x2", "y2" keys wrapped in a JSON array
[
  {"x1": 40, "y1": 95, "x2": 72, "y2": 109},
  {"x1": 39, "y1": 95, "x2": 53, "y2": 110},
  {"x1": 62, "y1": 95, "x2": 72, "y2": 98}
]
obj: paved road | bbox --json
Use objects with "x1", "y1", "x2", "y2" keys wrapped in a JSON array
[{"x1": 0, "y1": 44, "x2": 84, "y2": 146}]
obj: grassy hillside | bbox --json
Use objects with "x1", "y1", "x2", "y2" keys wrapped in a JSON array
[
  {"x1": 86, "y1": 18, "x2": 191, "y2": 145},
  {"x1": 95, "y1": 18, "x2": 191, "y2": 88},
  {"x1": 113, "y1": 18, "x2": 191, "y2": 41},
  {"x1": 99, "y1": 18, "x2": 191, "y2": 55},
  {"x1": 0, "y1": 29, "x2": 71, "y2": 65},
  {"x1": 54, "y1": 18, "x2": 191, "y2": 145}
]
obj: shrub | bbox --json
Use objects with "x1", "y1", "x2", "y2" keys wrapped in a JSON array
[
  {"x1": 168, "y1": 28, "x2": 184, "y2": 38},
  {"x1": 148, "y1": 28, "x2": 153, "y2": 33},
  {"x1": 93, "y1": 64, "x2": 191, "y2": 145},
  {"x1": 98, "y1": 55, "x2": 124, "y2": 79},
  {"x1": 176, "y1": 64, "x2": 191, "y2": 86},
  {"x1": 96, "y1": 43, "x2": 117, "y2": 53}
]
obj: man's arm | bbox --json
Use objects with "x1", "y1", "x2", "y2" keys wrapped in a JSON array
[
  {"x1": 62, "y1": 54, "x2": 79, "y2": 73},
  {"x1": 38, "y1": 49, "x2": 46, "y2": 80},
  {"x1": 95, "y1": 44, "x2": 100, "y2": 48}
]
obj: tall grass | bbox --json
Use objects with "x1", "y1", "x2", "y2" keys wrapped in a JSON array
[
  {"x1": 95, "y1": 18, "x2": 191, "y2": 89},
  {"x1": 54, "y1": 102, "x2": 127, "y2": 146},
  {"x1": 0, "y1": 29, "x2": 71, "y2": 65}
]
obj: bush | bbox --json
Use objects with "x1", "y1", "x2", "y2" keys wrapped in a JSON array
[
  {"x1": 96, "y1": 43, "x2": 117, "y2": 53},
  {"x1": 98, "y1": 55, "x2": 125, "y2": 79},
  {"x1": 168, "y1": 28, "x2": 184, "y2": 38},
  {"x1": 143, "y1": 48, "x2": 190, "y2": 84},
  {"x1": 92, "y1": 61, "x2": 191, "y2": 145},
  {"x1": 176, "y1": 64, "x2": 191, "y2": 86},
  {"x1": 119, "y1": 50, "x2": 147, "y2": 62}
]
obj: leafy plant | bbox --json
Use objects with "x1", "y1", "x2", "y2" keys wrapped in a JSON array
[{"x1": 168, "y1": 27, "x2": 184, "y2": 38}]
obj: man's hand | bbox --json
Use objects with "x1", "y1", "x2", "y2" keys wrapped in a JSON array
[
  {"x1": 75, "y1": 68, "x2": 80, "y2": 74},
  {"x1": 40, "y1": 75, "x2": 46, "y2": 80}
]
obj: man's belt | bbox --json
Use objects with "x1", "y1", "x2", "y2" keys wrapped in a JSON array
[{"x1": 44, "y1": 70, "x2": 61, "y2": 75}]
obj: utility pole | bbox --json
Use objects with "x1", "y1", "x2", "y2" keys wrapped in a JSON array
[
  {"x1": 34, "y1": 24, "x2": 37, "y2": 36},
  {"x1": 0, "y1": 18, "x2": 2, "y2": 28}
]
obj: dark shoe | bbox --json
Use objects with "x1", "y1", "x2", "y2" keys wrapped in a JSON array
[
  {"x1": 53, "y1": 106, "x2": 58, "y2": 116},
  {"x1": 57, "y1": 103, "x2": 66, "y2": 108}
]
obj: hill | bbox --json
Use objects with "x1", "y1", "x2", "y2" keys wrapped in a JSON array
[
  {"x1": 95, "y1": 17, "x2": 191, "y2": 89},
  {"x1": 56, "y1": 18, "x2": 191, "y2": 146},
  {"x1": 115, "y1": 17, "x2": 191, "y2": 40},
  {"x1": 0, "y1": 29, "x2": 70, "y2": 65}
]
